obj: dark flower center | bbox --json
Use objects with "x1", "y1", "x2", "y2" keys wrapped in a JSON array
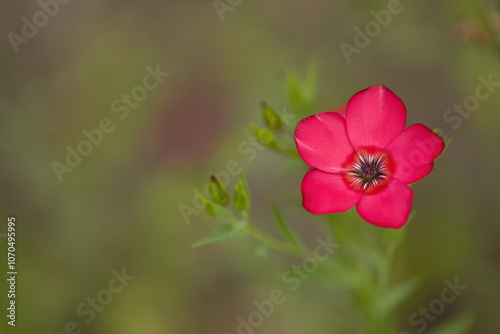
[{"x1": 342, "y1": 147, "x2": 395, "y2": 194}]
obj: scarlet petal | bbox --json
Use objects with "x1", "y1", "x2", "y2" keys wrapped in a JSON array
[
  {"x1": 346, "y1": 86, "x2": 407, "y2": 149},
  {"x1": 295, "y1": 112, "x2": 354, "y2": 173},
  {"x1": 388, "y1": 124, "x2": 445, "y2": 184},
  {"x1": 301, "y1": 169, "x2": 362, "y2": 214},
  {"x1": 356, "y1": 179, "x2": 413, "y2": 228}
]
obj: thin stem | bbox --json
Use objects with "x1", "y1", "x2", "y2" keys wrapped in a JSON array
[{"x1": 239, "y1": 211, "x2": 308, "y2": 259}]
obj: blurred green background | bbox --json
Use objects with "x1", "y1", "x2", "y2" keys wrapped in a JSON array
[{"x1": 1, "y1": 0, "x2": 500, "y2": 333}]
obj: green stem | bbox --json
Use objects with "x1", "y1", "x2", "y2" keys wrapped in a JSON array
[
  {"x1": 239, "y1": 211, "x2": 307, "y2": 258},
  {"x1": 245, "y1": 224, "x2": 306, "y2": 258}
]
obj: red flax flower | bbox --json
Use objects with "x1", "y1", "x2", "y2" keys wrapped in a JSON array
[{"x1": 295, "y1": 86, "x2": 444, "y2": 228}]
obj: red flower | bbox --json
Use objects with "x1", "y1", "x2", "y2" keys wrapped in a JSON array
[{"x1": 294, "y1": 86, "x2": 444, "y2": 228}]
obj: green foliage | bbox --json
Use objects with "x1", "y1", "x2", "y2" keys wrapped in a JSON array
[
  {"x1": 427, "y1": 311, "x2": 475, "y2": 334},
  {"x1": 271, "y1": 203, "x2": 303, "y2": 253},
  {"x1": 286, "y1": 60, "x2": 318, "y2": 113},
  {"x1": 192, "y1": 221, "x2": 247, "y2": 248},
  {"x1": 375, "y1": 276, "x2": 421, "y2": 317},
  {"x1": 192, "y1": 57, "x2": 465, "y2": 333}
]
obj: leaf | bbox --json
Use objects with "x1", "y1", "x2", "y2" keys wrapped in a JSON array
[
  {"x1": 427, "y1": 310, "x2": 475, "y2": 334},
  {"x1": 271, "y1": 203, "x2": 302, "y2": 251},
  {"x1": 286, "y1": 70, "x2": 304, "y2": 110},
  {"x1": 432, "y1": 128, "x2": 452, "y2": 158},
  {"x1": 313, "y1": 260, "x2": 362, "y2": 290},
  {"x1": 436, "y1": 137, "x2": 452, "y2": 158},
  {"x1": 192, "y1": 222, "x2": 246, "y2": 248},
  {"x1": 303, "y1": 59, "x2": 318, "y2": 102},
  {"x1": 286, "y1": 60, "x2": 318, "y2": 113},
  {"x1": 376, "y1": 276, "x2": 421, "y2": 317}
]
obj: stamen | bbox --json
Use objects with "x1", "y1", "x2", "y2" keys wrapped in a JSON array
[{"x1": 342, "y1": 147, "x2": 395, "y2": 194}]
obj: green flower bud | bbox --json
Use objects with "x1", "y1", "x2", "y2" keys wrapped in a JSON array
[
  {"x1": 261, "y1": 101, "x2": 285, "y2": 132},
  {"x1": 250, "y1": 123, "x2": 278, "y2": 149},
  {"x1": 234, "y1": 173, "x2": 251, "y2": 213},
  {"x1": 208, "y1": 174, "x2": 229, "y2": 206}
]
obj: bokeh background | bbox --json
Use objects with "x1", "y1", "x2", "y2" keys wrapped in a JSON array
[{"x1": 1, "y1": 0, "x2": 500, "y2": 333}]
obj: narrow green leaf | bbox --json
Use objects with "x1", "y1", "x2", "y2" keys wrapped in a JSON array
[
  {"x1": 303, "y1": 60, "x2": 318, "y2": 102},
  {"x1": 427, "y1": 310, "x2": 475, "y2": 334},
  {"x1": 192, "y1": 223, "x2": 246, "y2": 248},
  {"x1": 271, "y1": 203, "x2": 302, "y2": 251},
  {"x1": 314, "y1": 260, "x2": 362, "y2": 290},
  {"x1": 432, "y1": 129, "x2": 451, "y2": 159},
  {"x1": 407, "y1": 209, "x2": 417, "y2": 224},
  {"x1": 286, "y1": 70, "x2": 304, "y2": 110},
  {"x1": 444, "y1": 137, "x2": 453, "y2": 147},
  {"x1": 285, "y1": 60, "x2": 318, "y2": 112},
  {"x1": 376, "y1": 276, "x2": 421, "y2": 316}
]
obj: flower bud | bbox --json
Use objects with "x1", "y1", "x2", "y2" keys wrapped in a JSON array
[
  {"x1": 250, "y1": 123, "x2": 278, "y2": 149},
  {"x1": 261, "y1": 102, "x2": 285, "y2": 132},
  {"x1": 234, "y1": 173, "x2": 251, "y2": 213},
  {"x1": 208, "y1": 174, "x2": 229, "y2": 206}
]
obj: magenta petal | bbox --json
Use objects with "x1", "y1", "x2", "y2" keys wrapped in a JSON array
[
  {"x1": 302, "y1": 169, "x2": 362, "y2": 214},
  {"x1": 295, "y1": 112, "x2": 354, "y2": 173},
  {"x1": 346, "y1": 86, "x2": 407, "y2": 149},
  {"x1": 388, "y1": 124, "x2": 445, "y2": 184},
  {"x1": 356, "y1": 179, "x2": 413, "y2": 228}
]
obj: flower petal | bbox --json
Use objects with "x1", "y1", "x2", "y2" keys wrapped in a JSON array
[
  {"x1": 301, "y1": 169, "x2": 362, "y2": 214},
  {"x1": 388, "y1": 124, "x2": 445, "y2": 184},
  {"x1": 295, "y1": 112, "x2": 354, "y2": 173},
  {"x1": 356, "y1": 179, "x2": 413, "y2": 228},
  {"x1": 346, "y1": 85, "x2": 407, "y2": 149}
]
